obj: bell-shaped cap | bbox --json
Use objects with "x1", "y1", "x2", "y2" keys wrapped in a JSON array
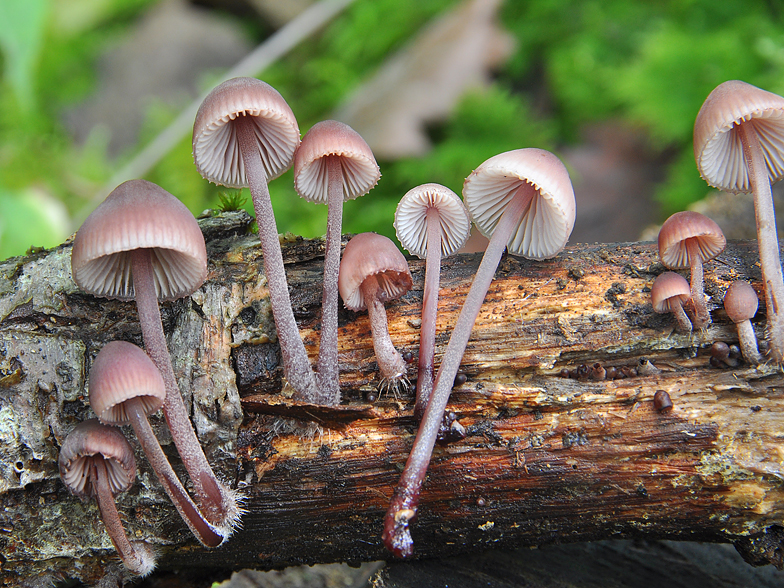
[
  {"x1": 394, "y1": 183, "x2": 471, "y2": 259},
  {"x1": 724, "y1": 280, "x2": 759, "y2": 323},
  {"x1": 463, "y1": 148, "x2": 576, "y2": 260},
  {"x1": 89, "y1": 341, "x2": 166, "y2": 426},
  {"x1": 658, "y1": 211, "x2": 726, "y2": 269},
  {"x1": 650, "y1": 272, "x2": 691, "y2": 313},
  {"x1": 338, "y1": 232, "x2": 412, "y2": 311},
  {"x1": 72, "y1": 180, "x2": 207, "y2": 302},
  {"x1": 294, "y1": 120, "x2": 380, "y2": 204},
  {"x1": 59, "y1": 419, "x2": 136, "y2": 498},
  {"x1": 193, "y1": 77, "x2": 300, "y2": 188},
  {"x1": 694, "y1": 80, "x2": 784, "y2": 193}
]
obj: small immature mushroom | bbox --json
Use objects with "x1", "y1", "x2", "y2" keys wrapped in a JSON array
[
  {"x1": 383, "y1": 148, "x2": 576, "y2": 558},
  {"x1": 293, "y1": 120, "x2": 381, "y2": 405},
  {"x1": 653, "y1": 390, "x2": 674, "y2": 412},
  {"x1": 71, "y1": 179, "x2": 239, "y2": 532},
  {"x1": 339, "y1": 232, "x2": 413, "y2": 395},
  {"x1": 650, "y1": 272, "x2": 693, "y2": 334},
  {"x1": 59, "y1": 419, "x2": 156, "y2": 576},
  {"x1": 723, "y1": 280, "x2": 762, "y2": 364},
  {"x1": 657, "y1": 211, "x2": 726, "y2": 329},
  {"x1": 394, "y1": 183, "x2": 470, "y2": 420},
  {"x1": 193, "y1": 77, "x2": 318, "y2": 400},
  {"x1": 694, "y1": 80, "x2": 784, "y2": 360},
  {"x1": 89, "y1": 341, "x2": 224, "y2": 547}
]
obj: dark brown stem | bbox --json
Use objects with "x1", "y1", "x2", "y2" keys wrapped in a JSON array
[
  {"x1": 382, "y1": 184, "x2": 533, "y2": 557},
  {"x1": 125, "y1": 397, "x2": 223, "y2": 548},
  {"x1": 316, "y1": 156, "x2": 343, "y2": 406},
  {"x1": 130, "y1": 249, "x2": 236, "y2": 534},
  {"x1": 414, "y1": 208, "x2": 443, "y2": 420},
  {"x1": 235, "y1": 114, "x2": 319, "y2": 398},
  {"x1": 738, "y1": 123, "x2": 784, "y2": 361},
  {"x1": 92, "y1": 459, "x2": 154, "y2": 575},
  {"x1": 686, "y1": 239, "x2": 710, "y2": 329}
]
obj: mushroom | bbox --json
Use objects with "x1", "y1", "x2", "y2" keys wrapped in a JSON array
[
  {"x1": 71, "y1": 179, "x2": 239, "y2": 532},
  {"x1": 193, "y1": 77, "x2": 318, "y2": 400},
  {"x1": 382, "y1": 148, "x2": 576, "y2": 557},
  {"x1": 694, "y1": 80, "x2": 784, "y2": 360},
  {"x1": 89, "y1": 341, "x2": 225, "y2": 547},
  {"x1": 657, "y1": 211, "x2": 725, "y2": 328},
  {"x1": 338, "y1": 232, "x2": 413, "y2": 395},
  {"x1": 59, "y1": 419, "x2": 156, "y2": 576},
  {"x1": 650, "y1": 271, "x2": 694, "y2": 334},
  {"x1": 723, "y1": 280, "x2": 762, "y2": 364},
  {"x1": 293, "y1": 120, "x2": 381, "y2": 405},
  {"x1": 393, "y1": 183, "x2": 470, "y2": 420}
]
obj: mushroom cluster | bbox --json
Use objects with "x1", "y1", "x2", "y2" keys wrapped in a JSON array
[{"x1": 58, "y1": 74, "x2": 783, "y2": 569}]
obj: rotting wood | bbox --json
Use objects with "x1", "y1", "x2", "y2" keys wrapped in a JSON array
[{"x1": 0, "y1": 210, "x2": 783, "y2": 585}]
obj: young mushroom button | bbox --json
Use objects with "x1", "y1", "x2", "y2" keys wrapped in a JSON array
[
  {"x1": 723, "y1": 280, "x2": 762, "y2": 364},
  {"x1": 383, "y1": 148, "x2": 576, "y2": 558},
  {"x1": 71, "y1": 179, "x2": 239, "y2": 532},
  {"x1": 658, "y1": 211, "x2": 725, "y2": 329},
  {"x1": 651, "y1": 271, "x2": 693, "y2": 334},
  {"x1": 339, "y1": 232, "x2": 413, "y2": 395},
  {"x1": 89, "y1": 341, "x2": 225, "y2": 547},
  {"x1": 294, "y1": 120, "x2": 381, "y2": 406},
  {"x1": 193, "y1": 77, "x2": 318, "y2": 400},
  {"x1": 394, "y1": 183, "x2": 470, "y2": 420},
  {"x1": 694, "y1": 80, "x2": 784, "y2": 360},
  {"x1": 59, "y1": 419, "x2": 156, "y2": 576}
]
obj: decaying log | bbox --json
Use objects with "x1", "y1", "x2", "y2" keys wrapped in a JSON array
[{"x1": 1, "y1": 210, "x2": 783, "y2": 585}]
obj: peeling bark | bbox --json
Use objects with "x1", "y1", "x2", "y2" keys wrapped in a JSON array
[{"x1": 1, "y1": 210, "x2": 783, "y2": 585}]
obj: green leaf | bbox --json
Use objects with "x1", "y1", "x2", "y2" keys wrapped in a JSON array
[{"x1": 0, "y1": 0, "x2": 49, "y2": 111}]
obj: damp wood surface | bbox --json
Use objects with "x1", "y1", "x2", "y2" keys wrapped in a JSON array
[{"x1": 0, "y1": 210, "x2": 783, "y2": 586}]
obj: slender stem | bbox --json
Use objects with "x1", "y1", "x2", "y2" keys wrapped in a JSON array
[
  {"x1": 131, "y1": 249, "x2": 232, "y2": 530},
  {"x1": 414, "y1": 209, "x2": 443, "y2": 421},
  {"x1": 92, "y1": 459, "x2": 152, "y2": 574},
  {"x1": 361, "y1": 277, "x2": 406, "y2": 382},
  {"x1": 125, "y1": 397, "x2": 223, "y2": 548},
  {"x1": 671, "y1": 300, "x2": 693, "y2": 334},
  {"x1": 382, "y1": 184, "x2": 533, "y2": 557},
  {"x1": 235, "y1": 115, "x2": 319, "y2": 398},
  {"x1": 736, "y1": 320, "x2": 762, "y2": 364},
  {"x1": 738, "y1": 123, "x2": 784, "y2": 362},
  {"x1": 686, "y1": 240, "x2": 710, "y2": 329},
  {"x1": 316, "y1": 156, "x2": 344, "y2": 406}
]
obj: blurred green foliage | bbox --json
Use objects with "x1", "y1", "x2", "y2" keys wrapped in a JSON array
[{"x1": 0, "y1": 0, "x2": 783, "y2": 259}]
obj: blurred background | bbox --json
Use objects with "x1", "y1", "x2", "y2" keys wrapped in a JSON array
[{"x1": 2, "y1": 0, "x2": 783, "y2": 261}]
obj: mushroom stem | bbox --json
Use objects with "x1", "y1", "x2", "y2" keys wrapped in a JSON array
[
  {"x1": 671, "y1": 299, "x2": 693, "y2": 334},
  {"x1": 686, "y1": 239, "x2": 710, "y2": 328},
  {"x1": 360, "y1": 276, "x2": 407, "y2": 385},
  {"x1": 235, "y1": 114, "x2": 319, "y2": 398},
  {"x1": 382, "y1": 183, "x2": 533, "y2": 557},
  {"x1": 130, "y1": 248, "x2": 234, "y2": 531},
  {"x1": 737, "y1": 320, "x2": 763, "y2": 364},
  {"x1": 414, "y1": 208, "x2": 443, "y2": 420},
  {"x1": 316, "y1": 156, "x2": 344, "y2": 405},
  {"x1": 124, "y1": 397, "x2": 223, "y2": 548},
  {"x1": 738, "y1": 122, "x2": 784, "y2": 361},
  {"x1": 92, "y1": 459, "x2": 155, "y2": 575}
]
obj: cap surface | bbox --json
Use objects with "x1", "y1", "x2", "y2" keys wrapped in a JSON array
[
  {"x1": 89, "y1": 341, "x2": 166, "y2": 426},
  {"x1": 463, "y1": 148, "x2": 576, "y2": 260},
  {"x1": 658, "y1": 211, "x2": 726, "y2": 269},
  {"x1": 394, "y1": 183, "x2": 471, "y2": 259},
  {"x1": 193, "y1": 77, "x2": 300, "y2": 188},
  {"x1": 724, "y1": 280, "x2": 759, "y2": 323},
  {"x1": 294, "y1": 120, "x2": 380, "y2": 204},
  {"x1": 694, "y1": 80, "x2": 784, "y2": 193},
  {"x1": 651, "y1": 272, "x2": 691, "y2": 313},
  {"x1": 338, "y1": 232, "x2": 413, "y2": 311},
  {"x1": 59, "y1": 419, "x2": 136, "y2": 497},
  {"x1": 71, "y1": 179, "x2": 207, "y2": 302}
]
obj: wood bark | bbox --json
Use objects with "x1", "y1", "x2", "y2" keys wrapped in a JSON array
[{"x1": 1, "y1": 210, "x2": 783, "y2": 586}]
